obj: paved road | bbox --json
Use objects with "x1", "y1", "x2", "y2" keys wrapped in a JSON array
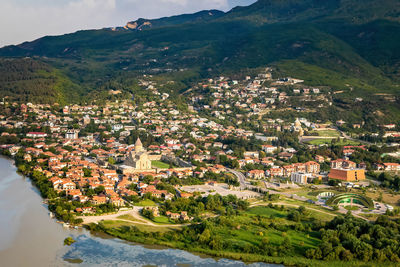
[
  {"x1": 227, "y1": 168, "x2": 248, "y2": 189},
  {"x1": 333, "y1": 126, "x2": 373, "y2": 145}
]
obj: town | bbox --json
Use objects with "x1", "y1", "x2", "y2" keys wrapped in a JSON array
[
  {"x1": 0, "y1": 68, "x2": 400, "y2": 266},
  {"x1": 0, "y1": 67, "x2": 399, "y2": 226}
]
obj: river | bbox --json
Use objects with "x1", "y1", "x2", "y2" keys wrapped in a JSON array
[{"x1": 0, "y1": 157, "x2": 280, "y2": 267}]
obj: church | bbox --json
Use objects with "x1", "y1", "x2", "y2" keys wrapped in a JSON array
[{"x1": 120, "y1": 138, "x2": 152, "y2": 174}]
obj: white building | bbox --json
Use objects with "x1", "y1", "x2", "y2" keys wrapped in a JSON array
[
  {"x1": 290, "y1": 172, "x2": 313, "y2": 184},
  {"x1": 65, "y1": 130, "x2": 79, "y2": 139}
]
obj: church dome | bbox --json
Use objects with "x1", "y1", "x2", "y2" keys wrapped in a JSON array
[{"x1": 135, "y1": 138, "x2": 143, "y2": 152}]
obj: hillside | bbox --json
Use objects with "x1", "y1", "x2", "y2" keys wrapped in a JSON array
[
  {"x1": 0, "y1": 0, "x2": 399, "y2": 122},
  {"x1": 0, "y1": 58, "x2": 82, "y2": 104}
]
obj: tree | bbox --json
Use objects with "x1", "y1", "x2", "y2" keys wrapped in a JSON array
[
  {"x1": 198, "y1": 229, "x2": 211, "y2": 244},
  {"x1": 281, "y1": 237, "x2": 292, "y2": 250},
  {"x1": 288, "y1": 210, "x2": 301, "y2": 222},
  {"x1": 94, "y1": 186, "x2": 105, "y2": 195},
  {"x1": 64, "y1": 237, "x2": 76, "y2": 246},
  {"x1": 108, "y1": 157, "x2": 116, "y2": 165},
  {"x1": 83, "y1": 168, "x2": 92, "y2": 177}
]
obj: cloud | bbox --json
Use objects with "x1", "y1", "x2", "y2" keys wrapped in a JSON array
[{"x1": 0, "y1": 0, "x2": 255, "y2": 47}]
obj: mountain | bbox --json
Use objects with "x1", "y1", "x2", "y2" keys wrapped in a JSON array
[
  {"x1": 122, "y1": 10, "x2": 225, "y2": 31},
  {"x1": 228, "y1": 0, "x2": 400, "y2": 24},
  {"x1": 0, "y1": 0, "x2": 399, "y2": 121}
]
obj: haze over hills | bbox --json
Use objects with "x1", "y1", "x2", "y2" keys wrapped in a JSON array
[{"x1": 0, "y1": 0, "x2": 399, "y2": 123}]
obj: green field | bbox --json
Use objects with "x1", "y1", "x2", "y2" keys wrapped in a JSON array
[
  {"x1": 101, "y1": 220, "x2": 178, "y2": 232},
  {"x1": 246, "y1": 206, "x2": 287, "y2": 218},
  {"x1": 307, "y1": 138, "x2": 361, "y2": 146},
  {"x1": 310, "y1": 130, "x2": 341, "y2": 137},
  {"x1": 152, "y1": 215, "x2": 173, "y2": 224},
  {"x1": 344, "y1": 206, "x2": 360, "y2": 211},
  {"x1": 247, "y1": 204, "x2": 336, "y2": 222},
  {"x1": 134, "y1": 200, "x2": 157, "y2": 206},
  {"x1": 117, "y1": 214, "x2": 142, "y2": 222},
  {"x1": 152, "y1": 160, "x2": 170, "y2": 169}
]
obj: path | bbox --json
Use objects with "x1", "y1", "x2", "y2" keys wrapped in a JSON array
[
  {"x1": 227, "y1": 168, "x2": 248, "y2": 189},
  {"x1": 79, "y1": 207, "x2": 186, "y2": 227}
]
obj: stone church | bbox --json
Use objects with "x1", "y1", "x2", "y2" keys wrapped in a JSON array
[{"x1": 121, "y1": 138, "x2": 152, "y2": 173}]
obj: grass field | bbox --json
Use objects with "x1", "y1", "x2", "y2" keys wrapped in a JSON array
[
  {"x1": 310, "y1": 130, "x2": 341, "y2": 137},
  {"x1": 366, "y1": 190, "x2": 400, "y2": 207},
  {"x1": 102, "y1": 220, "x2": 178, "y2": 232},
  {"x1": 307, "y1": 138, "x2": 361, "y2": 146},
  {"x1": 246, "y1": 206, "x2": 287, "y2": 218},
  {"x1": 344, "y1": 206, "x2": 359, "y2": 211},
  {"x1": 134, "y1": 199, "x2": 157, "y2": 206},
  {"x1": 117, "y1": 214, "x2": 141, "y2": 222},
  {"x1": 275, "y1": 198, "x2": 339, "y2": 221},
  {"x1": 152, "y1": 160, "x2": 170, "y2": 169},
  {"x1": 215, "y1": 210, "x2": 321, "y2": 255},
  {"x1": 248, "y1": 203, "x2": 336, "y2": 222},
  {"x1": 152, "y1": 215, "x2": 173, "y2": 224}
]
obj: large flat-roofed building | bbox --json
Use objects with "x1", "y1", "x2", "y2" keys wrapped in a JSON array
[
  {"x1": 328, "y1": 168, "x2": 365, "y2": 182},
  {"x1": 291, "y1": 172, "x2": 313, "y2": 184}
]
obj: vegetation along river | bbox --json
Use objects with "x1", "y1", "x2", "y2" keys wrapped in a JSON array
[{"x1": 0, "y1": 156, "x2": 280, "y2": 267}]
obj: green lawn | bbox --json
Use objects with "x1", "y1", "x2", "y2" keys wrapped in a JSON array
[
  {"x1": 246, "y1": 206, "x2": 287, "y2": 218},
  {"x1": 134, "y1": 200, "x2": 157, "y2": 206},
  {"x1": 153, "y1": 215, "x2": 173, "y2": 224},
  {"x1": 307, "y1": 138, "x2": 335, "y2": 145},
  {"x1": 101, "y1": 220, "x2": 178, "y2": 232},
  {"x1": 344, "y1": 206, "x2": 359, "y2": 211},
  {"x1": 310, "y1": 130, "x2": 341, "y2": 137},
  {"x1": 152, "y1": 160, "x2": 170, "y2": 169},
  {"x1": 307, "y1": 138, "x2": 361, "y2": 146}
]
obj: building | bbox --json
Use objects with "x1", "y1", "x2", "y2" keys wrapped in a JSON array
[
  {"x1": 290, "y1": 172, "x2": 313, "y2": 184},
  {"x1": 305, "y1": 161, "x2": 320, "y2": 174},
  {"x1": 262, "y1": 145, "x2": 277, "y2": 154},
  {"x1": 247, "y1": 169, "x2": 265, "y2": 179},
  {"x1": 383, "y1": 163, "x2": 400, "y2": 171},
  {"x1": 315, "y1": 155, "x2": 325, "y2": 163},
  {"x1": 27, "y1": 132, "x2": 47, "y2": 138},
  {"x1": 121, "y1": 138, "x2": 152, "y2": 174},
  {"x1": 331, "y1": 159, "x2": 356, "y2": 169},
  {"x1": 328, "y1": 168, "x2": 365, "y2": 182},
  {"x1": 65, "y1": 130, "x2": 79, "y2": 139}
]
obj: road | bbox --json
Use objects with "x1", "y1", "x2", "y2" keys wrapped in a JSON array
[
  {"x1": 333, "y1": 126, "x2": 373, "y2": 145},
  {"x1": 227, "y1": 168, "x2": 248, "y2": 189}
]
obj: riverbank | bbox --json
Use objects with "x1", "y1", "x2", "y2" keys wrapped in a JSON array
[
  {"x1": 86, "y1": 220, "x2": 383, "y2": 267},
  {"x1": 0, "y1": 155, "x2": 280, "y2": 267}
]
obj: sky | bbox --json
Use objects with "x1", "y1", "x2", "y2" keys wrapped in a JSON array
[{"x1": 0, "y1": 0, "x2": 256, "y2": 47}]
